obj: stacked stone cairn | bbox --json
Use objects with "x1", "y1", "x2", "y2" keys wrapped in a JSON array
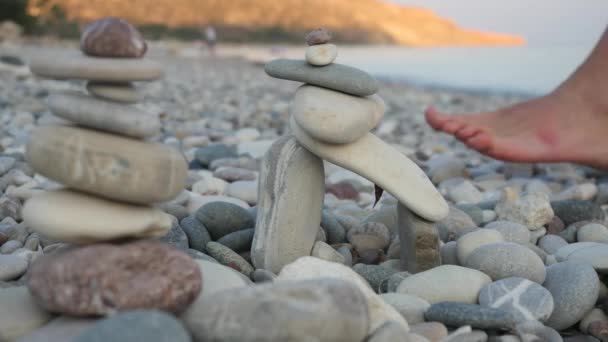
[
  {"x1": 22, "y1": 18, "x2": 200, "y2": 316},
  {"x1": 254, "y1": 28, "x2": 449, "y2": 286}
]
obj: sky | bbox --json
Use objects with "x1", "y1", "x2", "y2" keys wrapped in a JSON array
[{"x1": 392, "y1": 0, "x2": 608, "y2": 46}]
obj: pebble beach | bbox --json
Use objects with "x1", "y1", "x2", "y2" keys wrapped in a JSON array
[{"x1": 2, "y1": 28, "x2": 608, "y2": 342}]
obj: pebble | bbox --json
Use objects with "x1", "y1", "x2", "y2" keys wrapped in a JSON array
[
  {"x1": 0, "y1": 156, "x2": 15, "y2": 176},
  {"x1": 441, "y1": 241, "x2": 459, "y2": 265},
  {"x1": 80, "y1": 17, "x2": 147, "y2": 58},
  {"x1": 347, "y1": 221, "x2": 391, "y2": 252},
  {"x1": 538, "y1": 234, "x2": 568, "y2": 254},
  {"x1": 179, "y1": 215, "x2": 211, "y2": 253},
  {"x1": 237, "y1": 139, "x2": 275, "y2": 159},
  {"x1": 277, "y1": 256, "x2": 408, "y2": 333},
  {"x1": 292, "y1": 85, "x2": 384, "y2": 144},
  {"x1": 479, "y1": 277, "x2": 554, "y2": 323},
  {"x1": 74, "y1": 310, "x2": 191, "y2": 342},
  {"x1": 26, "y1": 126, "x2": 187, "y2": 204},
  {"x1": 291, "y1": 117, "x2": 448, "y2": 222},
  {"x1": 0, "y1": 239, "x2": 22, "y2": 254},
  {"x1": 17, "y1": 316, "x2": 96, "y2": 342},
  {"x1": 206, "y1": 241, "x2": 254, "y2": 278},
  {"x1": 485, "y1": 220, "x2": 530, "y2": 245},
  {"x1": 194, "y1": 143, "x2": 237, "y2": 167},
  {"x1": 529, "y1": 226, "x2": 547, "y2": 244},
  {"x1": 23, "y1": 190, "x2": 172, "y2": 243},
  {"x1": 437, "y1": 205, "x2": 477, "y2": 242},
  {"x1": 514, "y1": 320, "x2": 562, "y2": 342},
  {"x1": 543, "y1": 260, "x2": 600, "y2": 330},
  {"x1": 556, "y1": 242, "x2": 608, "y2": 272},
  {"x1": 213, "y1": 166, "x2": 257, "y2": 182},
  {"x1": 427, "y1": 155, "x2": 466, "y2": 184},
  {"x1": 577, "y1": 223, "x2": 608, "y2": 243},
  {"x1": 217, "y1": 228, "x2": 254, "y2": 253},
  {"x1": 409, "y1": 322, "x2": 448, "y2": 341},
  {"x1": 397, "y1": 265, "x2": 491, "y2": 304},
  {"x1": 546, "y1": 216, "x2": 566, "y2": 234},
  {"x1": 252, "y1": 268, "x2": 276, "y2": 283},
  {"x1": 366, "y1": 321, "x2": 411, "y2": 342},
  {"x1": 225, "y1": 180, "x2": 258, "y2": 205},
  {"x1": 86, "y1": 81, "x2": 139, "y2": 103},
  {"x1": 27, "y1": 241, "x2": 201, "y2": 316},
  {"x1": 306, "y1": 27, "x2": 332, "y2": 45},
  {"x1": 183, "y1": 278, "x2": 369, "y2": 342},
  {"x1": 380, "y1": 293, "x2": 430, "y2": 324},
  {"x1": 457, "y1": 229, "x2": 504, "y2": 264},
  {"x1": 448, "y1": 180, "x2": 484, "y2": 204},
  {"x1": 156, "y1": 217, "x2": 189, "y2": 249},
  {"x1": 397, "y1": 204, "x2": 442, "y2": 273},
  {"x1": 48, "y1": 91, "x2": 158, "y2": 138},
  {"x1": 311, "y1": 241, "x2": 345, "y2": 264},
  {"x1": 305, "y1": 43, "x2": 338, "y2": 66},
  {"x1": 251, "y1": 137, "x2": 324, "y2": 273},
  {"x1": 265, "y1": 59, "x2": 378, "y2": 97},
  {"x1": 425, "y1": 302, "x2": 517, "y2": 330},
  {"x1": 209, "y1": 156, "x2": 258, "y2": 171},
  {"x1": 353, "y1": 264, "x2": 398, "y2": 291},
  {"x1": 463, "y1": 242, "x2": 546, "y2": 283},
  {"x1": 0, "y1": 286, "x2": 52, "y2": 341},
  {"x1": 551, "y1": 200, "x2": 605, "y2": 226},
  {"x1": 191, "y1": 177, "x2": 228, "y2": 196},
  {"x1": 495, "y1": 189, "x2": 554, "y2": 230},
  {"x1": 321, "y1": 210, "x2": 346, "y2": 244},
  {"x1": 457, "y1": 204, "x2": 484, "y2": 225},
  {"x1": 195, "y1": 201, "x2": 254, "y2": 240}
]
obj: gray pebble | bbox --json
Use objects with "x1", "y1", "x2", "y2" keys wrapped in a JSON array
[
  {"x1": 425, "y1": 302, "x2": 517, "y2": 330},
  {"x1": 217, "y1": 228, "x2": 254, "y2": 253},
  {"x1": 180, "y1": 216, "x2": 211, "y2": 253},
  {"x1": 195, "y1": 202, "x2": 254, "y2": 240}
]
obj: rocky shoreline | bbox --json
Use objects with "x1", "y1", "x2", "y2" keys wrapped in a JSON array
[{"x1": 2, "y1": 38, "x2": 608, "y2": 342}]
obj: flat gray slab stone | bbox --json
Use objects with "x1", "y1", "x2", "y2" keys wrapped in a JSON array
[
  {"x1": 291, "y1": 116, "x2": 448, "y2": 222},
  {"x1": 48, "y1": 92, "x2": 159, "y2": 139},
  {"x1": 265, "y1": 59, "x2": 378, "y2": 96},
  {"x1": 29, "y1": 51, "x2": 162, "y2": 82}
]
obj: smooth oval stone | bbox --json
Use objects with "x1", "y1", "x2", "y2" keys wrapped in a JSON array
[
  {"x1": 425, "y1": 302, "x2": 517, "y2": 330},
  {"x1": 216, "y1": 228, "x2": 254, "y2": 253},
  {"x1": 396, "y1": 265, "x2": 491, "y2": 304},
  {"x1": 206, "y1": 241, "x2": 254, "y2": 278},
  {"x1": 290, "y1": 117, "x2": 448, "y2": 222},
  {"x1": 0, "y1": 287, "x2": 53, "y2": 341},
  {"x1": 292, "y1": 85, "x2": 384, "y2": 144},
  {"x1": 457, "y1": 229, "x2": 504, "y2": 264},
  {"x1": 179, "y1": 216, "x2": 211, "y2": 253},
  {"x1": 556, "y1": 242, "x2": 608, "y2": 273},
  {"x1": 27, "y1": 241, "x2": 201, "y2": 316},
  {"x1": 305, "y1": 43, "x2": 337, "y2": 66},
  {"x1": 306, "y1": 28, "x2": 332, "y2": 45},
  {"x1": 544, "y1": 261, "x2": 599, "y2": 330},
  {"x1": 26, "y1": 126, "x2": 187, "y2": 204},
  {"x1": 485, "y1": 221, "x2": 530, "y2": 245},
  {"x1": 75, "y1": 310, "x2": 190, "y2": 342},
  {"x1": 464, "y1": 242, "x2": 546, "y2": 283},
  {"x1": 0, "y1": 254, "x2": 28, "y2": 281},
  {"x1": 183, "y1": 278, "x2": 369, "y2": 342},
  {"x1": 23, "y1": 190, "x2": 172, "y2": 244},
  {"x1": 48, "y1": 92, "x2": 158, "y2": 138},
  {"x1": 538, "y1": 234, "x2": 568, "y2": 254},
  {"x1": 577, "y1": 223, "x2": 608, "y2": 243},
  {"x1": 86, "y1": 81, "x2": 139, "y2": 103},
  {"x1": 479, "y1": 277, "x2": 554, "y2": 323},
  {"x1": 265, "y1": 59, "x2": 378, "y2": 97},
  {"x1": 380, "y1": 293, "x2": 430, "y2": 325},
  {"x1": 311, "y1": 241, "x2": 345, "y2": 264},
  {"x1": 29, "y1": 51, "x2": 162, "y2": 82},
  {"x1": 80, "y1": 17, "x2": 147, "y2": 58},
  {"x1": 195, "y1": 201, "x2": 254, "y2": 240}
]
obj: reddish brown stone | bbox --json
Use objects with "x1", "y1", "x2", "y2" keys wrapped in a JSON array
[
  {"x1": 0, "y1": 232, "x2": 8, "y2": 246},
  {"x1": 27, "y1": 240, "x2": 201, "y2": 316},
  {"x1": 588, "y1": 321, "x2": 608, "y2": 341},
  {"x1": 80, "y1": 17, "x2": 147, "y2": 58},
  {"x1": 305, "y1": 28, "x2": 332, "y2": 45},
  {"x1": 545, "y1": 216, "x2": 565, "y2": 235},
  {"x1": 326, "y1": 181, "x2": 360, "y2": 200}
]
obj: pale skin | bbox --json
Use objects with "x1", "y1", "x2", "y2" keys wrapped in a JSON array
[{"x1": 426, "y1": 27, "x2": 608, "y2": 170}]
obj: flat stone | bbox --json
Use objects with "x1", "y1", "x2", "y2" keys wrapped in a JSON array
[
  {"x1": 306, "y1": 28, "x2": 332, "y2": 45},
  {"x1": 380, "y1": 293, "x2": 430, "y2": 325},
  {"x1": 485, "y1": 221, "x2": 530, "y2": 245},
  {"x1": 464, "y1": 242, "x2": 546, "y2": 283},
  {"x1": 457, "y1": 229, "x2": 504, "y2": 264},
  {"x1": 23, "y1": 190, "x2": 172, "y2": 244},
  {"x1": 556, "y1": 242, "x2": 608, "y2": 273},
  {"x1": 74, "y1": 310, "x2": 191, "y2": 342},
  {"x1": 551, "y1": 200, "x2": 605, "y2": 226},
  {"x1": 544, "y1": 261, "x2": 600, "y2": 330},
  {"x1": 217, "y1": 228, "x2": 254, "y2": 253},
  {"x1": 183, "y1": 278, "x2": 369, "y2": 342},
  {"x1": 278, "y1": 256, "x2": 408, "y2": 333},
  {"x1": 397, "y1": 265, "x2": 491, "y2": 304},
  {"x1": 0, "y1": 287, "x2": 53, "y2": 341},
  {"x1": 27, "y1": 241, "x2": 201, "y2": 316},
  {"x1": 213, "y1": 166, "x2": 257, "y2": 182},
  {"x1": 305, "y1": 43, "x2": 338, "y2": 66},
  {"x1": 48, "y1": 92, "x2": 157, "y2": 138},
  {"x1": 397, "y1": 203, "x2": 441, "y2": 273},
  {"x1": 538, "y1": 234, "x2": 568, "y2": 254},
  {"x1": 291, "y1": 117, "x2": 448, "y2": 222},
  {"x1": 495, "y1": 189, "x2": 554, "y2": 230},
  {"x1": 179, "y1": 215, "x2": 211, "y2": 253},
  {"x1": 0, "y1": 254, "x2": 27, "y2": 281},
  {"x1": 26, "y1": 126, "x2": 187, "y2": 204},
  {"x1": 265, "y1": 59, "x2": 378, "y2": 96},
  {"x1": 195, "y1": 201, "x2": 254, "y2": 240},
  {"x1": 425, "y1": 302, "x2": 517, "y2": 330},
  {"x1": 251, "y1": 137, "x2": 324, "y2": 274},
  {"x1": 17, "y1": 316, "x2": 96, "y2": 342},
  {"x1": 292, "y1": 85, "x2": 384, "y2": 144},
  {"x1": 479, "y1": 277, "x2": 554, "y2": 323},
  {"x1": 29, "y1": 51, "x2": 162, "y2": 82},
  {"x1": 86, "y1": 81, "x2": 139, "y2": 103}
]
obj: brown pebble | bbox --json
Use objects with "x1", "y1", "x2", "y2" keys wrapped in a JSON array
[
  {"x1": 0, "y1": 232, "x2": 8, "y2": 246},
  {"x1": 326, "y1": 181, "x2": 360, "y2": 200},
  {"x1": 27, "y1": 240, "x2": 201, "y2": 316},
  {"x1": 306, "y1": 28, "x2": 332, "y2": 45},
  {"x1": 80, "y1": 17, "x2": 147, "y2": 58},
  {"x1": 589, "y1": 321, "x2": 608, "y2": 341},
  {"x1": 546, "y1": 216, "x2": 565, "y2": 235}
]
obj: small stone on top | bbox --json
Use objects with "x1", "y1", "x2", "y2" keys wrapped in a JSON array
[
  {"x1": 306, "y1": 27, "x2": 332, "y2": 46},
  {"x1": 81, "y1": 17, "x2": 147, "y2": 58}
]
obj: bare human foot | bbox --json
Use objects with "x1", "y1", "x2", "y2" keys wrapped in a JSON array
[{"x1": 425, "y1": 27, "x2": 608, "y2": 170}]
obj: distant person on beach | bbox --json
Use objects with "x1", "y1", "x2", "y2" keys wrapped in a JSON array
[
  {"x1": 204, "y1": 25, "x2": 217, "y2": 56},
  {"x1": 426, "y1": 27, "x2": 608, "y2": 170}
]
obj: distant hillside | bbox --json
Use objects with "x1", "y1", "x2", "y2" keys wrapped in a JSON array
[{"x1": 27, "y1": 0, "x2": 525, "y2": 46}]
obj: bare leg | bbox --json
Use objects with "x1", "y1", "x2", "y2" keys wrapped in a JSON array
[{"x1": 426, "y1": 26, "x2": 608, "y2": 169}]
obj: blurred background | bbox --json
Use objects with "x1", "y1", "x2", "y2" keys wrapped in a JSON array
[{"x1": 1, "y1": 0, "x2": 607, "y2": 94}]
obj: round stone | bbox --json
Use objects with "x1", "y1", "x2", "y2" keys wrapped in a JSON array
[
  {"x1": 544, "y1": 261, "x2": 600, "y2": 330},
  {"x1": 195, "y1": 201, "x2": 254, "y2": 240},
  {"x1": 538, "y1": 234, "x2": 568, "y2": 254},
  {"x1": 551, "y1": 200, "x2": 605, "y2": 226},
  {"x1": 26, "y1": 126, "x2": 187, "y2": 204},
  {"x1": 183, "y1": 278, "x2": 369, "y2": 342},
  {"x1": 86, "y1": 81, "x2": 139, "y2": 103},
  {"x1": 305, "y1": 43, "x2": 337, "y2": 66},
  {"x1": 74, "y1": 310, "x2": 190, "y2": 342},
  {"x1": 464, "y1": 242, "x2": 546, "y2": 283},
  {"x1": 29, "y1": 51, "x2": 162, "y2": 82},
  {"x1": 216, "y1": 228, "x2": 255, "y2": 253},
  {"x1": 206, "y1": 241, "x2": 254, "y2": 278},
  {"x1": 479, "y1": 277, "x2": 554, "y2": 323},
  {"x1": 311, "y1": 241, "x2": 345, "y2": 264},
  {"x1": 0, "y1": 255, "x2": 28, "y2": 281},
  {"x1": 306, "y1": 27, "x2": 332, "y2": 45},
  {"x1": 292, "y1": 85, "x2": 385, "y2": 144},
  {"x1": 0, "y1": 287, "x2": 53, "y2": 341},
  {"x1": 485, "y1": 221, "x2": 530, "y2": 245},
  {"x1": 347, "y1": 222, "x2": 391, "y2": 252},
  {"x1": 380, "y1": 293, "x2": 430, "y2": 325},
  {"x1": 179, "y1": 215, "x2": 211, "y2": 253},
  {"x1": 425, "y1": 302, "x2": 517, "y2": 330},
  {"x1": 577, "y1": 223, "x2": 608, "y2": 243},
  {"x1": 457, "y1": 229, "x2": 504, "y2": 264},
  {"x1": 23, "y1": 190, "x2": 172, "y2": 244},
  {"x1": 27, "y1": 241, "x2": 201, "y2": 316},
  {"x1": 80, "y1": 17, "x2": 147, "y2": 58}
]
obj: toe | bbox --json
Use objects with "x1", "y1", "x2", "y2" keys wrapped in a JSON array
[
  {"x1": 465, "y1": 131, "x2": 492, "y2": 152},
  {"x1": 442, "y1": 119, "x2": 466, "y2": 134},
  {"x1": 455, "y1": 125, "x2": 480, "y2": 140},
  {"x1": 425, "y1": 106, "x2": 449, "y2": 129}
]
